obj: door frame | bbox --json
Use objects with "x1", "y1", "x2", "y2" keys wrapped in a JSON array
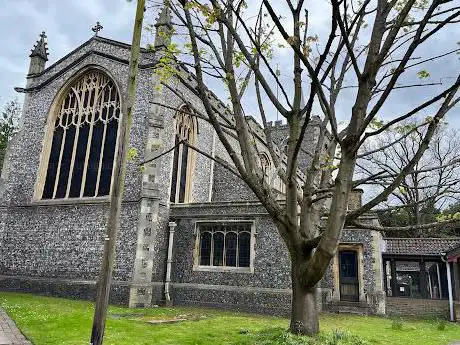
[
  {"x1": 339, "y1": 250, "x2": 360, "y2": 301},
  {"x1": 333, "y1": 243, "x2": 365, "y2": 303}
]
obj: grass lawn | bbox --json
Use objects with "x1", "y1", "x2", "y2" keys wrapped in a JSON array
[{"x1": 0, "y1": 292, "x2": 459, "y2": 345}]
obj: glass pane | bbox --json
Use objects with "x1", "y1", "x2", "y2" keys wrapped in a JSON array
[
  {"x1": 384, "y1": 260, "x2": 393, "y2": 297},
  {"x1": 170, "y1": 135, "x2": 179, "y2": 203},
  {"x1": 339, "y1": 251, "x2": 358, "y2": 279},
  {"x1": 69, "y1": 123, "x2": 89, "y2": 197},
  {"x1": 83, "y1": 121, "x2": 104, "y2": 197},
  {"x1": 395, "y1": 261, "x2": 421, "y2": 298},
  {"x1": 55, "y1": 126, "x2": 76, "y2": 198},
  {"x1": 238, "y1": 232, "x2": 251, "y2": 267},
  {"x1": 225, "y1": 232, "x2": 237, "y2": 267},
  {"x1": 424, "y1": 262, "x2": 440, "y2": 299},
  {"x1": 213, "y1": 232, "x2": 224, "y2": 266},
  {"x1": 42, "y1": 126, "x2": 63, "y2": 199},
  {"x1": 178, "y1": 144, "x2": 189, "y2": 203},
  {"x1": 98, "y1": 119, "x2": 118, "y2": 196},
  {"x1": 199, "y1": 232, "x2": 212, "y2": 266}
]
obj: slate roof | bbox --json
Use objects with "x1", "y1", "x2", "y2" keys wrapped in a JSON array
[{"x1": 384, "y1": 237, "x2": 460, "y2": 256}]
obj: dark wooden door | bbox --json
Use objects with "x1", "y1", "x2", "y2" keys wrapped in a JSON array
[{"x1": 339, "y1": 250, "x2": 359, "y2": 302}]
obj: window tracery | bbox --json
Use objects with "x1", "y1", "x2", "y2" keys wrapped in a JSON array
[
  {"x1": 41, "y1": 70, "x2": 121, "y2": 199},
  {"x1": 197, "y1": 223, "x2": 252, "y2": 268},
  {"x1": 170, "y1": 106, "x2": 196, "y2": 203}
]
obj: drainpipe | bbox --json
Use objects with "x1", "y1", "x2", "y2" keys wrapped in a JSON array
[
  {"x1": 441, "y1": 253, "x2": 455, "y2": 322},
  {"x1": 164, "y1": 221, "x2": 176, "y2": 306}
]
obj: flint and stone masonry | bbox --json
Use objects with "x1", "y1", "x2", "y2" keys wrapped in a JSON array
[{"x1": 0, "y1": 20, "x2": 389, "y2": 316}]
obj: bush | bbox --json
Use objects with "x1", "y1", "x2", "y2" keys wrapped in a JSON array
[
  {"x1": 435, "y1": 319, "x2": 447, "y2": 331},
  {"x1": 391, "y1": 318, "x2": 404, "y2": 330},
  {"x1": 320, "y1": 330, "x2": 368, "y2": 345}
]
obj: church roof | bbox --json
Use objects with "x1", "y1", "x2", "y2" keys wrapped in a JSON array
[{"x1": 383, "y1": 237, "x2": 460, "y2": 256}]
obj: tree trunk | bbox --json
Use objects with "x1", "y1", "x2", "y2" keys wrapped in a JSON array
[
  {"x1": 89, "y1": 1, "x2": 145, "y2": 344},
  {"x1": 289, "y1": 263, "x2": 319, "y2": 336}
]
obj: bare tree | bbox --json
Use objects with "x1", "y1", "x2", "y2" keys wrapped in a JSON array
[
  {"x1": 151, "y1": 0, "x2": 460, "y2": 335},
  {"x1": 357, "y1": 122, "x2": 460, "y2": 236}
]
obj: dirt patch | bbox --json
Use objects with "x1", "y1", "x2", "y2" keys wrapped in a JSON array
[
  {"x1": 108, "y1": 313, "x2": 146, "y2": 320},
  {"x1": 139, "y1": 314, "x2": 208, "y2": 325}
]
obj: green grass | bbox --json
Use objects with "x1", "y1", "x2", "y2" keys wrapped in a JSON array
[{"x1": 0, "y1": 292, "x2": 459, "y2": 345}]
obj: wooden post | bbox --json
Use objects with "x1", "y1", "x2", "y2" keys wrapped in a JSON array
[
  {"x1": 90, "y1": 0, "x2": 145, "y2": 344},
  {"x1": 390, "y1": 259, "x2": 397, "y2": 297},
  {"x1": 419, "y1": 260, "x2": 428, "y2": 299},
  {"x1": 383, "y1": 260, "x2": 388, "y2": 295}
]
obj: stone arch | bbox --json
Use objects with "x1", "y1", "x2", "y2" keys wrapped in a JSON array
[{"x1": 35, "y1": 67, "x2": 122, "y2": 200}]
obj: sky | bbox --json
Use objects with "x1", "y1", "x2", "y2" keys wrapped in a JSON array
[
  {"x1": 0, "y1": 0, "x2": 458, "y2": 127},
  {"x1": 0, "y1": 0, "x2": 139, "y2": 106}
]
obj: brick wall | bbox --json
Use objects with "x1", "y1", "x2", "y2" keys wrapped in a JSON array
[{"x1": 386, "y1": 297, "x2": 450, "y2": 317}]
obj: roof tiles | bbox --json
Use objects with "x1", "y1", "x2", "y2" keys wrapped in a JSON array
[{"x1": 384, "y1": 237, "x2": 460, "y2": 256}]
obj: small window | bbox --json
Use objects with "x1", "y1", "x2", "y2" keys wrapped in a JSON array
[{"x1": 195, "y1": 222, "x2": 254, "y2": 272}]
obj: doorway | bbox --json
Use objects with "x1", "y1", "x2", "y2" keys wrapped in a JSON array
[{"x1": 339, "y1": 250, "x2": 359, "y2": 302}]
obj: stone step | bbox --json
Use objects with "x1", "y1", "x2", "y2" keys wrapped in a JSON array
[{"x1": 326, "y1": 301, "x2": 371, "y2": 315}]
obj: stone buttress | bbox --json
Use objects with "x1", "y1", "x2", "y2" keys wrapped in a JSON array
[{"x1": 129, "y1": 85, "x2": 165, "y2": 308}]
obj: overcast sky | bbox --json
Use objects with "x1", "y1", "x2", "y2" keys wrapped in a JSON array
[
  {"x1": 0, "y1": 1, "x2": 458, "y2": 127},
  {"x1": 0, "y1": 0, "x2": 139, "y2": 106}
]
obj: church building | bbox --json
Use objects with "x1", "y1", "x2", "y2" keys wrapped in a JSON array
[{"x1": 1, "y1": 7, "x2": 459, "y2": 320}]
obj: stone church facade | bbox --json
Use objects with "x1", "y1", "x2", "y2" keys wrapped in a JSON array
[{"x1": 1, "y1": 9, "x2": 458, "y2": 319}]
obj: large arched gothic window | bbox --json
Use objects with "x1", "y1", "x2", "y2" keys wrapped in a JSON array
[
  {"x1": 170, "y1": 106, "x2": 196, "y2": 203},
  {"x1": 41, "y1": 70, "x2": 121, "y2": 199}
]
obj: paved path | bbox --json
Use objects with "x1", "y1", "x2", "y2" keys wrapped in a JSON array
[{"x1": 0, "y1": 308, "x2": 31, "y2": 345}]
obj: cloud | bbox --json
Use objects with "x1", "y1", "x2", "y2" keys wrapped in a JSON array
[
  {"x1": 1, "y1": 1, "x2": 458, "y2": 129},
  {"x1": 0, "y1": 0, "x2": 137, "y2": 107}
]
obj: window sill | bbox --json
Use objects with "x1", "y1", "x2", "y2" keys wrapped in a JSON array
[
  {"x1": 192, "y1": 265, "x2": 254, "y2": 274},
  {"x1": 31, "y1": 196, "x2": 110, "y2": 206}
]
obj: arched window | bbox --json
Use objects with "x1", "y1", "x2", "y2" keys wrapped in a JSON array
[
  {"x1": 259, "y1": 152, "x2": 286, "y2": 193},
  {"x1": 259, "y1": 153, "x2": 271, "y2": 181},
  {"x1": 41, "y1": 70, "x2": 121, "y2": 199},
  {"x1": 170, "y1": 106, "x2": 196, "y2": 203}
]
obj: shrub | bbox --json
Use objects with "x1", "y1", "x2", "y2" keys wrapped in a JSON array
[
  {"x1": 320, "y1": 330, "x2": 368, "y2": 345},
  {"x1": 391, "y1": 318, "x2": 404, "y2": 330},
  {"x1": 436, "y1": 319, "x2": 447, "y2": 331}
]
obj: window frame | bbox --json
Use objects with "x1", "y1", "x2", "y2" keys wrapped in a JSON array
[
  {"x1": 34, "y1": 67, "x2": 122, "y2": 203},
  {"x1": 193, "y1": 220, "x2": 256, "y2": 274},
  {"x1": 382, "y1": 256, "x2": 449, "y2": 300},
  {"x1": 259, "y1": 152, "x2": 286, "y2": 193},
  {"x1": 169, "y1": 105, "x2": 197, "y2": 204},
  {"x1": 332, "y1": 243, "x2": 366, "y2": 303}
]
